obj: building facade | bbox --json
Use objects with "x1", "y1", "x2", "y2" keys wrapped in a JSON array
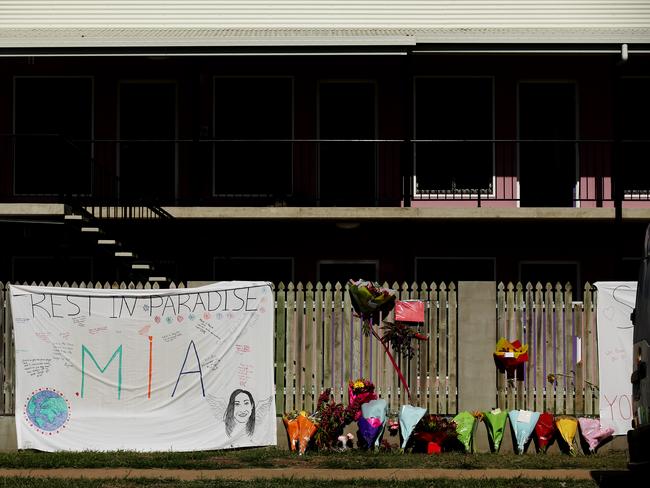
[{"x1": 1, "y1": 1, "x2": 649, "y2": 288}]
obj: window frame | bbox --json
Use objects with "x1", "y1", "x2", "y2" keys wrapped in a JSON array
[
  {"x1": 117, "y1": 79, "x2": 179, "y2": 201},
  {"x1": 413, "y1": 75, "x2": 496, "y2": 199},
  {"x1": 212, "y1": 75, "x2": 295, "y2": 198},
  {"x1": 516, "y1": 79, "x2": 580, "y2": 208},
  {"x1": 12, "y1": 75, "x2": 95, "y2": 197}
]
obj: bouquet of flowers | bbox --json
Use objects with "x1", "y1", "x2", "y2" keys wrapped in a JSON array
[
  {"x1": 283, "y1": 411, "x2": 301, "y2": 451},
  {"x1": 357, "y1": 399, "x2": 388, "y2": 449},
  {"x1": 534, "y1": 412, "x2": 556, "y2": 452},
  {"x1": 494, "y1": 337, "x2": 529, "y2": 378},
  {"x1": 412, "y1": 414, "x2": 458, "y2": 454},
  {"x1": 387, "y1": 413, "x2": 400, "y2": 437},
  {"x1": 312, "y1": 389, "x2": 349, "y2": 449},
  {"x1": 347, "y1": 378, "x2": 377, "y2": 420},
  {"x1": 399, "y1": 404, "x2": 427, "y2": 449},
  {"x1": 483, "y1": 408, "x2": 509, "y2": 453},
  {"x1": 380, "y1": 320, "x2": 428, "y2": 360},
  {"x1": 348, "y1": 279, "x2": 396, "y2": 331},
  {"x1": 555, "y1": 416, "x2": 578, "y2": 455},
  {"x1": 578, "y1": 417, "x2": 614, "y2": 453},
  {"x1": 283, "y1": 410, "x2": 318, "y2": 455},
  {"x1": 508, "y1": 410, "x2": 540, "y2": 454},
  {"x1": 453, "y1": 411, "x2": 478, "y2": 453}
]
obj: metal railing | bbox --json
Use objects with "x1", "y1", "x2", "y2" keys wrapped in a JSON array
[{"x1": 1, "y1": 134, "x2": 649, "y2": 209}]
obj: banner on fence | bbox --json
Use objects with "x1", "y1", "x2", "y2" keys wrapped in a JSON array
[
  {"x1": 595, "y1": 281, "x2": 634, "y2": 435},
  {"x1": 9, "y1": 282, "x2": 276, "y2": 451}
]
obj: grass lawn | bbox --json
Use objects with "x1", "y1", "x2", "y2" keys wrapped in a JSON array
[
  {"x1": 0, "y1": 479, "x2": 600, "y2": 488},
  {"x1": 0, "y1": 447, "x2": 627, "y2": 470}
]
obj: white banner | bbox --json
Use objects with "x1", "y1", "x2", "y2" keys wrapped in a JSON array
[
  {"x1": 595, "y1": 281, "x2": 635, "y2": 435},
  {"x1": 10, "y1": 282, "x2": 276, "y2": 451}
]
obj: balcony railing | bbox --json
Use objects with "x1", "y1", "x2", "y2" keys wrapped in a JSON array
[{"x1": 1, "y1": 134, "x2": 649, "y2": 209}]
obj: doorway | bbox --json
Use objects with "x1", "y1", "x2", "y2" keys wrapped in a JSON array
[
  {"x1": 318, "y1": 82, "x2": 376, "y2": 205},
  {"x1": 519, "y1": 82, "x2": 577, "y2": 207},
  {"x1": 119, "y1": 82, "x2": 176, "y2": 202}
]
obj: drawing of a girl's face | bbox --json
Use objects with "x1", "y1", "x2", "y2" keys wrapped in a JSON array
[{"x1": 233, "y1": 392, "x2": 252, "y2": 423}]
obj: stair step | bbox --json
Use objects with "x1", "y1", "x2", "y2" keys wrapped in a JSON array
[
  {"x1": 148, "y1": 276, "x2": 167, "y2": 282},
  {"x1": 115, "y1": 251, "x2": 136, "y2": 258},
  {"x1": 81, "y1": 227, "x2": 101, "y2": 233},
  {"x1": 132, "y1": 264, "x2": 152, "y2": 270},
  {"x1": 98, "y1": 239, "x2": 118, "y2": 245},
  {"x1": 64, "y1": 214, "x2": 84, "y2": 221}
]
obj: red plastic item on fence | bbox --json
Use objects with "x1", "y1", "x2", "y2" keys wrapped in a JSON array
[{"x1": 395, "y1": 300, "x2": 425, "y2": 323}]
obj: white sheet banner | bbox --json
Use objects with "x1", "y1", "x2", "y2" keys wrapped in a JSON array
[
  {"x1": 9, "y1": 282, "x2": 276, "y2": 451},
  {"x1": 595, "y1": 281, "x2": 635, "y2": 435}
]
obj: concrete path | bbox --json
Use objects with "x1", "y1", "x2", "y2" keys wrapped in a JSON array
[{"x1": 0, "y1": 468, "x2": 595, "y2": 480}]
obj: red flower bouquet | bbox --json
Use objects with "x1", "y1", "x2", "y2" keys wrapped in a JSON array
[
  {"x1": 534, "y1": 412, "x2": 556, "y2": 453},
  {"x1": 347, "y1": 379, "x2": 377, "y2": 420},
  {"x1": 412, "y1": 414, "x2": 458, "y2": 454}
]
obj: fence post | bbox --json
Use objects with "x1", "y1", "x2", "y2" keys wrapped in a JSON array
[{"x1": 457, "y1": 282, "x2": 497, "y2": 412}]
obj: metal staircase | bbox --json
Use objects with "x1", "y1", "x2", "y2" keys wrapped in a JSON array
[{"x1": 64, "y1": 204, "x2": 173, "y2": 283}]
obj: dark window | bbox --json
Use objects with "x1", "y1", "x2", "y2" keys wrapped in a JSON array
[
  {"x1": 120, "y1": 82, "x2": 176, "y2": 202},
  {"x1": 14, "y1": 77, "x2": 92, "y2": 195},
  {"x1": 319, "y1": 82, "x2": 376, "y2": 205},
  {"x1": 519, "y1": 82, "x2": 577, "y2": 207},
  {"x1": 415, "y1": 78, "x2": 493, "y2": 194},
  {"x1": 12, "y1": 256, "x2": 93, "y2": 283},
  {"x1": 318, "y1": 261, "x2": 378, "y2": 286},
  {"x1": 519, "y1": 262, "x2": 579, "y2": 291},
  {"x1": 213, "y1": 78, "x2": 293, "y2": 197},
  {"x1": 214, "y1": 257, "x2": 293, "y2": 284},
  {"x1": 621, "y1": 78, "x2": 650, "y2": 193},
  {"x1": 415, "y1": 258, "x2": 495, "y2": 285}
]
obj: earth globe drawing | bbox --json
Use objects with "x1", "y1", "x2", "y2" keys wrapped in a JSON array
[{"x1": 25, "y1": 389, "x2": 70, "y2": 433}]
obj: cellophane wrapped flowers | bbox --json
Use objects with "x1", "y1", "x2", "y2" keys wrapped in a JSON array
[{"x1": 347, "y1": 378, "x2": 377, "y2": 420}]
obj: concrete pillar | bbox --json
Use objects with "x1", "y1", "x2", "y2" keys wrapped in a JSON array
[{"x1": 457, "y1": 282, "x2": 497, "y2": 413}]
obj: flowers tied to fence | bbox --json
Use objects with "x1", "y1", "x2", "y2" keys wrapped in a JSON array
[
  {"x1": 348, "y1": 280, "x2": 429, "y2": 400},
  {"x1": 493, "y1": 337, "x2": 529, "y2": 378}
]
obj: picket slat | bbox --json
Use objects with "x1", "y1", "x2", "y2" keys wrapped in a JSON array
[
  {"x1": 506, "y1": 282, "x2": 516, "y2": 411},
  {"x1": 575, "y1": 300, "x2": 585, "y2": 414},
  {"x1": 275, "y1": 283, "x2": 286, "y2": 414},
  {"x1": 428, "y1": 283, "x2": 439, "y2": 413},
  {"x1": 332, "y1": 282, "x2": 343, "y2": 403},
  {"x1": 323, "y1": 283, "x2": 333, "y2": 393},
  {"x1": 448, "y1": 282, "x2": 458, "y2": 414},
  {"x1": 295, "y1": 282, "x2": 305, "y2": 409},
  {"x1": 584, "y1": 283, "x2": 594, "y2": 415},
  {"x1": 419, "y1": 282, "x2": 430, "y2": 409},
  {"x1": 496, "y1": 282, "x2": 506, "y2": 410},
  {"x1": 554, "y1": 283, "x2": 565, "y2": 414},
  {"x1": 285, "y1": 282, "x2": 297, "y2": 412},
  {"x1": 565, "y1": 284, "x2": 574, "y2": 415},
  {"x1": 438, "y1": 282, "x2": 448, "y2": 414},
  {"x1": 525, "y1": 282, "x2": 535, "y2": 412},
  {"x1": 304, "y1": 282, "x2": 315, "y2": 412},
  {"x1": 314, "y1": 282, "x2": 324, "y2": 399}
]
